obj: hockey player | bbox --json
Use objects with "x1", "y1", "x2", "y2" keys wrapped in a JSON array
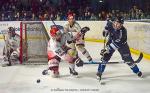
[
  {"x1": 47, "y1": 26, "x2": 84, "y2": 78},
  {"x1": 2, "y1": 27, "x2": 20, "y2": 66},
  {"x1": 97, "y1": 16, "x2": 143, "y2": 79},
  {"x1": 64, "y1": 14, "x2": 93, "y2": 63}
]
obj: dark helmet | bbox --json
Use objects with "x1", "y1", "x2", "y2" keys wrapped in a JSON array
[{"x1": 115, "y1": 16, "x2": 124, "y2": 24}]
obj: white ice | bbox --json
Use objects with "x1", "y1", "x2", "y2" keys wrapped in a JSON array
[{"x1": 0, "y1": 41, "x2": 150, "y2": 93}]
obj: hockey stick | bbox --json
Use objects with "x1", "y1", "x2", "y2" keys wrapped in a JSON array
[
  {"x1": 42, "y1": 53, "x2": 143, "y2": 75},
  {"x1": 84, "y1": 52, "x2": 143, "y2": 64},
  {"x1": 51, "y1": 18, "x2": 57, "y2": 26},
  {"x1": 42, "y1": 67, "x2": 49, "y2": 75},
  {"x1": 103, "y1": 36, "x2": 106, "y2": 49}
]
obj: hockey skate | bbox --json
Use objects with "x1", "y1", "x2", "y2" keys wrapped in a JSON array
[
  {"x1": 69, "y1": 67, "x2": 78, "y2": 77},
  {"x1": 136, "y1": 71, "x2": 143, "y2": 78},
  {"x1": 96, "y1": 72, "x2": 102, "y2": 81}
]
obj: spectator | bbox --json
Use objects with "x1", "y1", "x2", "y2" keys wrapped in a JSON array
[
  {"x1": 90, "y1": 13, "x2": 97, "y2": 20},
  {"x1": 31, "y1": 13, "x2": 38, "y2": 21},
  {"x1": 0, "y1": 0, "x2": 149, "y2": 21},
  {"x1": 100, "y1": 11, "x2": 107, "y2": 20}
]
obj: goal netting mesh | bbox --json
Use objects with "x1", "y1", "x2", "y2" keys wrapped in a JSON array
[{"x1": 20, "y1": 22, "x2": 50, "y2": 65}]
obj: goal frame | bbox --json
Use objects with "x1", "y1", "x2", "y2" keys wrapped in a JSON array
[{"x1": 19, "y1": 21, "x2": 50, "y2": 64}]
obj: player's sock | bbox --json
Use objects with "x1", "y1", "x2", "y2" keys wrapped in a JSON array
[{"x1": 127, "y1": 63, "x2": 143, "y2": 77}]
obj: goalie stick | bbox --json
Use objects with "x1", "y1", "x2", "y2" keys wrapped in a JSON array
[{"x1": 84, "y1": 52, "x2": 143, "y2": 64}]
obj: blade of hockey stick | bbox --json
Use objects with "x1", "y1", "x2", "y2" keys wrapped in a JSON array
[
  {"x1": 84, "y1": 61, "x2": 123, "y2": 64},
  {"x1": 42, "y1": 68, "x2": 49, "y2": 75},
  {"x1": 134, "y1": 52, "x2": 143, "y2": 63},
  {"x1": 84, "y1": 52, "x2": 143, "y2": 64}
]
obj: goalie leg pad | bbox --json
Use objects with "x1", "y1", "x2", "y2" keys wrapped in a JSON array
[{"x1": 10, "y1": 51, "x2": 19, "y2": 64}]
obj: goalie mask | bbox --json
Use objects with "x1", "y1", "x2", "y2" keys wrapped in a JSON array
[{"x1": 8, "y1": 27, "x2": 16, "y2": 37}]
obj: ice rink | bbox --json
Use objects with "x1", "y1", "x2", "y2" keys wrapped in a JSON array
[{"x1": 0, "y1": 41, "x2": 150, "y2": 93}]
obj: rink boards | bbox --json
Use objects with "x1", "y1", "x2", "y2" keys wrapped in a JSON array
[{"x1": 0, "y1": 21, "x2": 150, "y2": 60}]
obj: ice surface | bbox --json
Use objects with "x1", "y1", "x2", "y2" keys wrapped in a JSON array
[{"x1": 0, "y1": 41, "x2": 150, "y2": 93}]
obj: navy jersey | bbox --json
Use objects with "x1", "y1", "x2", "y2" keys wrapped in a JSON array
[
  {"x1": 105, "y1": 21, "x2": 127, "y2": 48},
  {"x1": 109, "y1": 27, "x2": 127, "y2": 48}
]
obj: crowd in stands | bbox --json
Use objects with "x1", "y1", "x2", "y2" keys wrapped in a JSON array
[{"x1": 0, "y1": 0, "x2": 150, "y2": 21}]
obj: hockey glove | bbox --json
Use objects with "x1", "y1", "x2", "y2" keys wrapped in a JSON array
[
  {"x1": 100, "y1": 49, "x2": 109, "y2": 56},
  {"x1": 102, "y1": 29, "x2": 109, "y2": 37},
  {"x1": 100, "y1": 43, "x2": 116, "y2": 57},
  {"x1": 104, "y1": 20, "x2": 113, "y2": 32},
  {"x1": 81, "y1": 27, "x2": 90, "y2": 34},
  {"x1": 67, "y1": 40, "x2": 76, "y2": 44}
]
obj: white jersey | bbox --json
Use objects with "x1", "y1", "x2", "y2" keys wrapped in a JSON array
[
  {"x1": 47, "y1": 30, "x2": 68, "y2": 58},
  {"x1": 3, "y1": 32, "x2": 20, "y2": 63},
  {"x1": 64, "y1": 21, "x2": 84, "y2": 44},
  {"x1": 64, "y1": 21, "x2": 81, "y2": 36},
  {"x1": 4, "y1": 32, "x2": 20, "y2": 51}
]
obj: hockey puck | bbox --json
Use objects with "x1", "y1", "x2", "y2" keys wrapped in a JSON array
[{"x1": 37, "y1": 79, "x2": 41, "y2": 83}]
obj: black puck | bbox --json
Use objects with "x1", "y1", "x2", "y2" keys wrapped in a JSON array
[{"x1": 37, "y1": 79, "x2": 41, "y2": 83}]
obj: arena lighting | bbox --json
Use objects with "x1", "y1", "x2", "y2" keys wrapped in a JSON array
[{"x1": 99, "y1": 0, "x2": 103, "y2": 3}]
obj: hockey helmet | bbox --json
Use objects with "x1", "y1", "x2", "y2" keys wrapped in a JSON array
[
  {"x1": 50, "y1": 26, "x2": 60, "y2": 37},
  {"x1": 114, "y1": 16, "x2": 124, "y2": 24},
  {"x1": 67, "y1": 14, "x2": 74, "y2": 20}
]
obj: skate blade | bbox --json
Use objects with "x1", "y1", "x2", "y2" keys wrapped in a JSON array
[{"x1": 70, "y1": 74, "x2": 79, "y2": 78}]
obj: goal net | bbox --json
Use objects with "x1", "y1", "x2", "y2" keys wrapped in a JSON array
[{"x1": 20, "y1": 22, "x2": 50, "y2": 64}]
